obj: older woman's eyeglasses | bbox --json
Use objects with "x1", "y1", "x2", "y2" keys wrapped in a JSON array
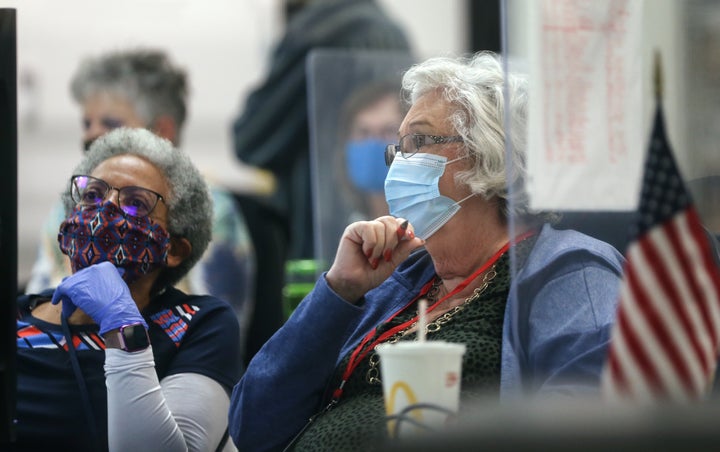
[
  {"x1": 384, "y1": 134, "x2": 464, "y2": 166},
  {"x1": 70, "y1": 175, "x2": 165, "y2": 218}
]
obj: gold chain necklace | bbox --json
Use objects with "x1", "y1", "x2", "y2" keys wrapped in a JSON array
[{"x1": 365, "y1": 265, "x2": 497, "y2": 385}]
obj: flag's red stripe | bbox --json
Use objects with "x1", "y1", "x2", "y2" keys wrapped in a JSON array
[
  {"x1": 667, "y1": 211, "x2": 717, "y2": 373},
  {"x1": 643, "y1": 219, "x2": 710, "y2": 377},
  {"x1": 625, "y1": 256, "x2": 696, "y2": 396},
  {"x1": 606, "y1": 331, "x2": 629, "y2": 395},
  {"x1": 613, "y1": 290, "x2": 664, "y2": 397},
  {"x1": 607, "y1": 348, "x2": 625, "y2": 393}
]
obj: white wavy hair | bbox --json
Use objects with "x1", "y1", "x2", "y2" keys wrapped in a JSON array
[{"x1": 401, "y1": 51, "x2": 549, "y2": 224}]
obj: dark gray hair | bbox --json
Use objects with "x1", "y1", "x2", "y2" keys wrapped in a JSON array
[
  {"x1": 401, "y1": 51, "x2": 550, "y2": 224},
  {"x1": 62, "y1": 128, "x2": 213, "y2": 294},
  {"x1": 70, "y1": 48, "x2": 188, "y2": 145}
]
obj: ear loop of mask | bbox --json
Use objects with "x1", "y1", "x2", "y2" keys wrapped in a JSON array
[{"x1": 444, "y1": 155, "x2": 465, "y2": 166}]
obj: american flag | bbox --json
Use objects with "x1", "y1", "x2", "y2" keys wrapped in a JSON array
[{"x1": 601, "y1": 104, "x2": 720, "y2": 403}]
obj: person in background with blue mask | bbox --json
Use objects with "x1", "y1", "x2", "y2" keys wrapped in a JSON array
[
  {"x1": 228, "y1": 51, "x2": 625, "y2": 451},
  {"x1": 310, "y1": 78, "x2": 405, "y2": 273},
  {"x1": 338, "y1": 79, "x2": 405, "y2": 223}
]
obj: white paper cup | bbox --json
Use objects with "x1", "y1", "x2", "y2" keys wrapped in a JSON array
[{"x1": 375, "y1": 341, "x2": 465, "y2": 438}]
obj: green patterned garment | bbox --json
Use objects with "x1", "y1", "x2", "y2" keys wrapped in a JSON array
[{"x1": 290, "y1": 238, "x2": 539, "y2": 452}]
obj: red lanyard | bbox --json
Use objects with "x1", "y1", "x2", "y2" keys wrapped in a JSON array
[{"x1": 330, "y1": 232, "x2": 534, "y2": 403}]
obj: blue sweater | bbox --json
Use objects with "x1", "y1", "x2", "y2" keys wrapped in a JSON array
[{"x1": 229, "y1": 224, "x2": 625, "y2": 451}]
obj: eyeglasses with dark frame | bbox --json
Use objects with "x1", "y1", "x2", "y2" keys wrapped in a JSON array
[
  {"x1": 384, "y1": 134, "x2": 464, "y2": 166},
  {"x1": 70, "y1": 175, "x2": 166, "y2": 218}
]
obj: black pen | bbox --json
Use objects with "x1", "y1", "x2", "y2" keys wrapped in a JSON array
[{"x1": 396, "y1": 220, "x2": 409, "y2": 239}]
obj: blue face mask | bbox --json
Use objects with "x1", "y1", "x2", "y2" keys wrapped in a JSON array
[
  {"x1": 384, "y1": 152, "x2": 472, "y2": 239},
  {"x1": 345, "y1": 138, "x2": 389, "y2": 193}
]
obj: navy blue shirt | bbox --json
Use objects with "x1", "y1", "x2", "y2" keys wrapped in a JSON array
[{"x1": 15, "y1": 287, "x2": 241, "y2": 451}]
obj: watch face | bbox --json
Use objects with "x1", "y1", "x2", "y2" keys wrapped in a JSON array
[{"x1": 121, "y1": 324, "x2": 150, "y2": 352}]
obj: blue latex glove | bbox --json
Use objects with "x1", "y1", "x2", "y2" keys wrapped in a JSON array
[{"x1": 51, "y1": 261, "x2": 148, "y2": 335}]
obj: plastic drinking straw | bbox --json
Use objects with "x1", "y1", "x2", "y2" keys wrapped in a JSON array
[{"x1": 417, "y1": 298, "x2": 427, "y2": 342}]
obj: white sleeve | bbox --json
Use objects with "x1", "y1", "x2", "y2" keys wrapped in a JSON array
[
  {"x1": 105, "y1": 347, "x2": 234, "y2": 452},
  {"x1": 162, "y1": 373, "x2": 236, "y2": 452}
]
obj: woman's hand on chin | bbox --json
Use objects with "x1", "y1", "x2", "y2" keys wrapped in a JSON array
[{"x1": 325, "y1": 216, "x2": 424, "y2": 304}]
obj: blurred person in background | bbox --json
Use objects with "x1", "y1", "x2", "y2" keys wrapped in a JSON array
[
  {"x1": 232, "y1": 0, "x2": 412, "y2": 365},
  {"x1": 16, "y1": 128, "x2": 240, "y2": 451},
  {"x1": 337, "y1": 78, "x2": 405, "y2": 223},
  {"x1": 312, "y1": 78, "x2": 406, "y2": 271},
  {"x1": 25, "y1": 48, "x2": 256, "y2": 362}
]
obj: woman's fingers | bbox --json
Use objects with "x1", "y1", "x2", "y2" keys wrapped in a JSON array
[
  {"x1": 362, "y1": 217, "x2": 419, "y2": 267},
  {"x1": 359, "y1": 218, "x2": 390, "y2": 269},
  {"x1": 327, "y1": 217, "x2": 423, "y2": 303}
]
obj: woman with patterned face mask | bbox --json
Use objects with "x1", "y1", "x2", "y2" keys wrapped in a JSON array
[
  {"x1": 15, "y1": 128, "x2": 241, "y2": 451},
  {"x1": 229, "y1": 51, "x2": 626, "y2": 451}
]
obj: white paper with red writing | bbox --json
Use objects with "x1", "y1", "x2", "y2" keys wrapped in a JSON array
[{"x1": 526, "y1": 0, "x2": 644, "y2": 210}]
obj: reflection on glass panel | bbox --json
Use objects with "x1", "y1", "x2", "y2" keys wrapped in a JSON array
[{"x1": 685, "y1": 0, "x2": 720, "y2": 237}]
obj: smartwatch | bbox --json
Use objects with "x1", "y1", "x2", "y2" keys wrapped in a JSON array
[{"x1": 103, "y1": 323, "x2": 150, "y2": 352}]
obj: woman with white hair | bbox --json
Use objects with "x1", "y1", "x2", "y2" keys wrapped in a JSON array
[{"x1": 229, "y1": 51, "x2": 624, "y2": 451}]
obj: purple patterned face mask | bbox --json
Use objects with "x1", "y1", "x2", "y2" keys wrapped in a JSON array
[{"x1": 58, "y1": 200, "x2": 171, "y2": 284}]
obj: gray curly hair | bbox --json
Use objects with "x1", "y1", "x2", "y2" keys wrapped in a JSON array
[
  {"x1": 70, "y1": 48, "x2": 188, "y2": 145},
  {"x1": 401, "y1": 51, "x2": 551, "y2": 224},
  {"x1": 62, "y1": 128, "x2": 213, "y2": 294}
]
